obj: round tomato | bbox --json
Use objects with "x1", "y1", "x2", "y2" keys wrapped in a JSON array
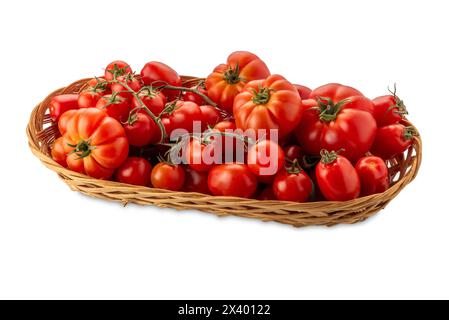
[
  {"x1": 50, "y1": 94, "x2": 79, "y2": 122},
  {"x1": 183, "y1": 168, "x2": 210, "y2": 194},
  {"x1": 294, "y1": 84, "x2": 312, "y2": 99},
  {"x1": 85, "y1": 77, "x2": 110, "y2": 93},
  {"x1": 124, "y1": 112, "x2": 161, "y2": 147},
  {"x1": 295, "y1": 95, "x2": 377, "y2": 162},
  {"x1": 51, "y1": 137, "x2": 67, "y2": 167},
  {"x1": 78, "y1": 90, "x2": 102, "y2": 109},
  {"x1": 96, "y1": 94, "x2": 131, "y2": 122},
  {"x1": 214, "y1": 120, "x2": 236, "y2": 132},
  {"x1": 183, "y1": 82, "x2": 208, "y2": 105},
  {"x1": 140, "y1": 61, "x2": 182, "y2": 100},
  {"x1": 132, "y1": 87, "x2": 166, "y2": 117},
  {"x1": 205, "y1": 51, "x2": 270, "y2": 113},
  {"x1": 199, "y1": 105, "x2": 221, "y2": 131},
  {"x1": 111, "y1": 73, "x2": 142, "y2": 99},
  {"x1": 315, "y1": 150, "x2": 360, "y2": 201},
  {"x1": 234, "y1": 74, "x2": 302, "y2": 139},
  {"x1": 257, "y1": 185, "x2": 276, "y2": 200},
  {"x1": 61, "y1": 108, "x2": 129, "y2": 179},
  {"x1": 355, "y1": 156, "x2": 389, "y2": 196},
  {"x1": 104, "y1": 60, "x2": 132, "y2": 81},
  {"x1": 165, "y1": 101, "x2": 202, "y2": 134},
  {"x1": 247, "y1": 140, "x2": 285, "y2": 180},
  {"x1": 185, "y1": 139, "x2": 215, "y2": 172},
  {"x1": 372, "y1": 90, "x2": 407, "y2": 127},
  {"x1": 207, "y1": 163, "x2": 257, "y2": 198},
  {"x1": 273, "y1": 167, "x2": 313, "y2": 202},
  {"x1": 284, "y1": 145, "x2": 303, "y2": 162},
  {"x1": 209, "y1": 121, "x2": 242, "y2": 164},
  {"x1": 151, "y1": 163, "x2": 185, "y2": 191},
  {"x1": 370, "y1": 124, "x2": 417, "y2": 160},
  {"x1": 115, "y1": 157, "x2": 152, "y2": 186}
]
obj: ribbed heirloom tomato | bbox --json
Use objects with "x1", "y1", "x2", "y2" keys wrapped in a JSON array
[
  {"x1": 233, "y1": 74, "x2": 302, "y2": 139},
  {"x1": 355, "y1": 156, "x2": 389, "y2": 196},
  {"x1": 206, "y1": 51, "x2": 270, "y2": 113},
  {"x1": 51, "y1": 137, "x2": 67, "y2": 167},
  {"x1": 208, "y1": 163, "x2": 258, "y2": 198},
  {"x1": 295, "y1": 83, "x2": 377, "y2": 162},
  {"x1": 61, "y1": 108, "x2": 129, "y2": 179}
]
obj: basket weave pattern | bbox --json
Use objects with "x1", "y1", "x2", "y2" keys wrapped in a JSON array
[{"x1": 27, "y1": 77, "x2": 422, "y2": 227}]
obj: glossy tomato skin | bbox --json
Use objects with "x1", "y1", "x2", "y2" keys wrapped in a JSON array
[
  {"x1": 50, "y1": 94, "x2": 79, "y2": 121},
  {"x1": 372, "y1": 95, "x2": 406, "y2": 127},
  {"x1": 315, "y1": 154, "x2": 360, "y2": 201},
  {"x1": 295, "y1": 97, "x2": 377, "y2": 162},
  {"x1": 199, "y1": 105, "x2": 221, "y2": 131},
  {"x1": 104, "y1": 60, "x2": 132, "y2": 81},
  {"x1": 234, "y1": 74, "x2": 302, "y2": 139},
  {"x1": 51, "y1": 137, "x2": 67, "y2": 167},
  {"x1": 96, "y1": 94, "x2": 131, "y2": 122},
  {"x1": 115, "y1": 157, "x2": 152, "y2": 186},
  {"x1": 247, "y1": 140, "x2": 285, "y2": 179},
  {"x1": 132, "y1": 89, "x2": 166, "y2": 117},
  {"x1": 214, "y1": 120, "x2": 236, "y2": 132},
  {"x1": 185, "y1": 139, "x2": 215, "y2": 172},
  {"x1": 294, "y1": 84, "x2": 312, "y2": 99},
  {"x1": 124, "y1": 112, "x2": 161, "y2": 146},
  {"x1": 206, "y1": 51, "x2": 270, "y2": 113},
  {"x1": 257, "y1": 185, "x2": 276, "y2": 200},
  {"x1": 370, "y1": 124, "x2": 416, "y2": 160},
  {"x1": 140, "y1": 61, "x2": 182, "y2": 100},
  {"x1": 111, "y1": 74, "x2": 142, "y2": 99},
  {"x1": 183, "y1": 168, "x2": 210, "y2": 194},
  {"x1": 273, "y1": 169, "x2": 313, "y2": 202},
  {"x1": 183, "y1": 84, "x2": 208, "y2": 105},
  {"x1": 78, "y1": 90, "x2": 102, "y2": 109},
  {"x1": 284, "y1": 145, "x2": 303, "y2": 162},
  {"x1": 61, "y1": 108, "x2": 129, "y2": 179},
  {"x1": 167, "y1": 101, "x2": 202, "y2": 134},
  {"x1": 151, "y1": 163, "x2": 185, "y2": 191},
  {"x1": 355, "y1": 156, "x2": 389, "y2": 196},
  {"x1": 208, "y1": 163, "x2": 258, "y2": 198}
]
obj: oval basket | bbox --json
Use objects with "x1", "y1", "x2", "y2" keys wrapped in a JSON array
[{"x1": 27, "y1": 76, "x2": 422, "y2": 228}]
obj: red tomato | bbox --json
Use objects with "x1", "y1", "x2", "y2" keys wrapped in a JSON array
[
  {"x1": 78, "y1": 90, "x2": 102, "y2": 109},
  {"x1": 370, "y1": 124, "x2": 417, "y2": 160},
  {"x1": 355, "y1": 156, "x2": 390, "y2": 196},
  {"x1": 315, "y1": 150, "x2": 360, "y2": 201},
  {"x1": 183, "y1": 82, "x2": 208, "y2": 105},
  {"x1": 166, "y1": 101, "x2": 202, "y2": 134},
  {"x1": 183, "y1": 168, "x2": 210, "y2": 194},
  {"x1": 111, "y1": 73, "x2": 142, "y2": 99},
  {"x1": 273, "y1": 167, "x2": 313, "y2": 202},
  {"x1": 49, "y1": 94, "x2": 79, "y2": 121},
  {"x1": 206, "y1": 51, "x2": 270, "y2": 113},
  {"x1": 257, "y1": 185, "x2": 276, "y2": 200},
  {"x1": 234, "y1": 74, "x2": 302, "y2": 139},
  {"x1": 214, "y1": 120, "x2": 236, "y2": 132},
  {"x1": 124, "y1": 112, "x2": 161, "y2": 146},
  {"x1": 372, "y1": 91, "x2": 407, "y2": 127},
  {"x1": 294, "y1": 84, "x2": 312, "y2": 99},
  {"x1": 51, "y1": 137, "x2": 67, "y2": 167},
  {"x1": 185, "y1": 139, "x2": 215, "y2": 172},
  {"x1": 140, "y1": 61, "x2": 182, "y2": 100},
  {"x1": 210, "y1": 121, "x2": 243, "y2": 164},
  {"x1": 96, "y1": 94, "x2": 131, "y2": 122},
  {"x1": 200, "y1": 105, "x2": 221, "y2": 131},
  {"x1": 295, "y1": 96, "x2": 377, "y2": 162},
  {"x1": 151, "y1": 163, "x2": 185, "y2": 191},
  {"x1": 104, "y1": 60, "x2": 132, "y2": 81},
  {"x1": 247, "y1": 140, "x2": 285, "y2": 180},
  {"x1": 284, "y1": 145, "x2": 303, "y2": 162},
  {"x1": 132, "y1": 88, "x2": 166, "y2": 117},
  {"x1": 85, "y1": 77, "x2": 110, "y2": 93},
  {"x1": 115, "y1": 157, "x2": 152, "y2": 186},
  {"x1": 61, "y1": 108, "x2": 129, "y2": 179},
  {"x1": 57, "y1": 109, "x2": 77, "y2": 136},
  {"x1": 208, "y1": 163, "x2": 257, "y2": 198}
]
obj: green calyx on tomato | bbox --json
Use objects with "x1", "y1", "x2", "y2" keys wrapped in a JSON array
[
  {"x1": 285, "y1": 158, "x2": 303, "y2": 174},
  {"x1": 68, "y1": 139, "x2": 95, "y2": 159},
  {"x1": 319, "y1": 149, "x2": 343, "y2": 164},
  {"x1": 106, "y1": 63, "x2": 130, "y2": 80},
  {"x1": 223, "y1": 64, "x2": 241, "y2": 84},
  {"x1": 315, "y1": 96, "x2": 351, "y2": 122},
  {"x1": 404, "y1": 126, "x2": 418, "y2": 140},
  {"x1": 387, "y1": 84, "x2": 408, "y2": 116},
  {"x1": 252, "y1": 87, "x2": 273, "y2": 105}
]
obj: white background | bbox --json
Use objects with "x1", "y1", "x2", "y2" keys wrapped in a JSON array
[{"x1": 0, "y1": 0, "x2": 448, "y2": 300}]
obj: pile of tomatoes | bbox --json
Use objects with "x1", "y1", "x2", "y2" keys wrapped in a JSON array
[{"x1": 49, "y1": 51, "x2": 417, "y2": 202}]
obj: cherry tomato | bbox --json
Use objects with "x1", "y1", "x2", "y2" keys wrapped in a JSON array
[
  {"x1": 166, "y1": 101, "x2": 202, "y2": 134},
  {"x1": 78, "y1": 90, "x2": 103, "y2": 109},
  {"x1": 183, "y1": 168, "x2": 210, "y2": 194},
  {"x1": 208, "y1": 163, "x2": 257, "y2": 198},
  {"x1": 183, "y1": 82, "x2": 208, "y2": 105},
  {"x1": 96, "y1": 94, "x2": 130, "y2": 122},
  {"x1": 140, "y1": 61, "x2": 182, "y2": 100},
  {"x1": 247, "y1": 140, "x2": 285, "y2": 181},
  {"x1": 200, "y1": 105, "x2": 221, "y2": 131},
  {"x1": 315, "y1": 150, "x2": 360, "y2": 201},
  {"x1": 355, "y1": 156, "x2": 390, "y2": 196},
  {"x1": 370, "y1": 124, "x2": 417, "y2": 160},
  {"x1": 273, "y1": 167, "x2": 313, "y2": 202},
  {"x1": 294, "y1": 84, "x2": 312, "y2": 99},
  {"x1": 49, "y1": 94, "x2": 79, "y2": 121},
  {"x1": 151, "y1": 163, "x2": 185, "y2": 191},
  {"x1": 51, "y1": 137, "x2": 67, "y2": 167},
  {"x1": 115, "y1": 157, "x2": 152, "y2": 186},
  {"x1": 124, "y1": 112, "x2": 161, "y2": 146},
  {"x1": 85, "y1": 77, "x2": 110, "y2": 93},
  {"x1": 132, "y1": 87, "x2": 166, "y2": 117},
  {"x1": 104, "y1": 60, "x2": 132, "y2": 81},
  {"x1": 111, "y1": 73, "x2": 142, "y2": 99},
  {"x1": 185, "y1": 139, "x2": 215, "y2": 172}
]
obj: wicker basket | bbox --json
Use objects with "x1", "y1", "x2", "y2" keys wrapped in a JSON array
[{"x1": 27, "y1": 77, "x2": 422, "y2": 228}]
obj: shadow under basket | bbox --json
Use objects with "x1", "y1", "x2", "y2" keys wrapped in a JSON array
[{"x1": 27, "y1": 77, "x2": 422, "y2": 228}]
